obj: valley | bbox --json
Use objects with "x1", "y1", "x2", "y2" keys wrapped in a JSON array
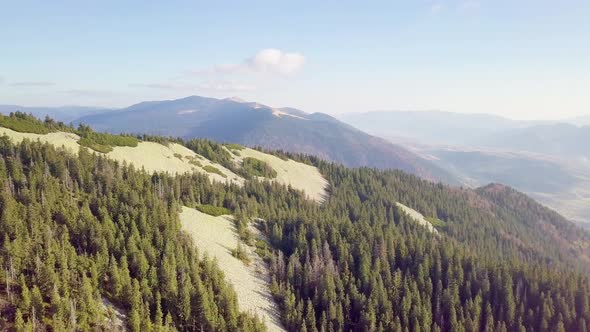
[
  {"x1": 412, "y1": 143, "x2": 590, "y2": 224},
  {"x1": 342, "y1": 110, "x2": 590, "y2": 224}
]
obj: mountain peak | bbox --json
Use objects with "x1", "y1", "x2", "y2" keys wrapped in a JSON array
[{"x1": 72, "y1": 95, "x2": 453, "y2": 182}]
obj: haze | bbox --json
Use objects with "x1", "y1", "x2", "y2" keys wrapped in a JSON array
[{"x1": 1, "y1": 1, "x2": 589, "y2": 120}]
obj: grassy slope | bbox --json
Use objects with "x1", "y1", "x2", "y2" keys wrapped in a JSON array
[
  {"x1": 395, "y1": 202, "x2": 438, "y2": 233},
  {"x1": 0, "y1": 125, "x2": 243, "y2": 183},
  {"x1": 179, "y1": 207, "x2": 284, "y2": 332},
  {"x1": 229, "y1": 147, "x2": 328, "y2": 203},
  {"x1": 0, "y1": 117, "x2": 328, "y2": 203}
]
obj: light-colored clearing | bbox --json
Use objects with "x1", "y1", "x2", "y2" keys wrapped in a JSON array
[
  {"x1": 270, "y1": 108, "x2": 308, "y2": 120},
  {"x1": 0, "y1": 126, "x2": 242, "y2": 184},
  {"x1": 180, "y1": 206, "x2": 284, "y2": 331},
  {"x1": 0, "y1": 127, "x2": 81, "y2": 153},
  {"x1": 101, "y1": 296, "x2": 127, "y2": 331},
  {"x1": 177, "y1": 109, "x2": 198, "y2": 115},
  {"x1": 396, "y1": 202, "x2": 438, "y2": 233},
  {"x1": 230, "y1": 147, "x2": 328, "y2": 203},
  {"x1": 230, "y1": 98, "x2": 307, "y2": 120},
  {"x1": 108, "y1": 142, "x2": 243, "y2": 183}
]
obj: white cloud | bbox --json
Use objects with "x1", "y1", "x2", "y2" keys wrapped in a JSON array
[
  {"x1": 191, "y1": 48, "x2": 305, "y2": 76},
  {"x1": 247, "y1": 49, "x2": 305, "y2": 75}
]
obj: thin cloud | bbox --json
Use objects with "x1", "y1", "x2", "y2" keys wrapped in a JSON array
[
  {"x1": 430, "y1": 3, "x2": 444, "y2": 14},
  {"x1": 130, "y1": 81, "x2": 255, "y2": 92},
  {"x1": 129, "y1": 83, "x2": 183, "y2": 90},
  {"x1": 460, "y1": 0, "x2": 481, "y2": 10},
  {"x1": 429, "y1": 1, "x2": 479, "y2": 14},
  {"x1": 190, "y1": 48, "x2": 305, "y2": 76},
  {"x1": 197, "y1": 81, "x2": 255, "y2": 92},
  {"x1": 61, "y1": 89, "x2": 118, "y2": 97},
  {"x1": 10, "y1": 81, "x2": 56, "y2": 87}
]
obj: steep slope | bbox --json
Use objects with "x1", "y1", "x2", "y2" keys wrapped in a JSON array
[
  {"x1": 0, "y1": 137, "x2": 267, "y2": 331},
  {"x1": 475, "y1": 183, "x2": 590, "y2": 264},
  {"x1": 179, "y1": 207, "x2": 284, "y2": 331},
  {"x1": 312, "y1": 162, "x2": 590, "y2": 269},
  {"x1": 75, "y1": 96, "x2": 455, "y2": 182},
  {"x1": 395, "y1": 202, "x2": 438, "y2": 233},
  {"x1": 264, "y1": 159, "x2": 590, "y2": 331}
]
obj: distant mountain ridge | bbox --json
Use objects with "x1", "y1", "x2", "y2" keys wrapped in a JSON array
[
  {"x1": 478, "y1": 123, "x2": 590, "y2": 157},
  {"x1": 340, "y1": 110, "x2": 590, "y2": 224},
  {"x1": 71, "y1": 96, "x2": 455, "y2": 182},
  {"x1": 0, "y1": 104, "x2": 109, "y2": 122},
  {"x1": 341, "y1": 110, "x2": 590, "y2": 156},
  {"x1": 340, "y1": 110, "x2": 545, "y2": 145}
]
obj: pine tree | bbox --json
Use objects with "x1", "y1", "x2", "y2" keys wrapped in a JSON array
[
  {"x1": 31, "y1": 286, "x2": 44, "y2": 322},
  {"x1": 126, "y1": 307, "x2": 139, "y2": 331},
  {"x1": 14, "y1": 308, "x2": 25, "y2": 332}
]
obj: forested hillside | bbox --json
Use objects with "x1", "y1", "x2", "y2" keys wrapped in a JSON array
[
  {"x1": 0, "y1": 114, "x2": 589, "y2": 331},
  {"x1": 256, "y1": 158, "x2": 590, "y2": 331},
  {"x1": 0, "y1": 138, "x2": 265, "y2": 331}
]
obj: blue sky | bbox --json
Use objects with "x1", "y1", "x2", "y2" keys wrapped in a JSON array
[{"x1": 1, "y1": 0, "x2": 589, "y2": 120}]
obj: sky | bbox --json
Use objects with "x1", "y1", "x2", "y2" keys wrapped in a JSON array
[{"x1": 1, "y1": 0, "x2": 589, "y2": 120}]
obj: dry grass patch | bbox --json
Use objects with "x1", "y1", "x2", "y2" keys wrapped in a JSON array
[
  {"x1": 180, "y1": 207, "x2": 284, "y2": 332},
  {"x1": 231, "y1": 147, "x2": 328, "y2": 203},
  {"x1": 0, "y1": 127, "x2": 244, "y2": 185},
  {"x1": 0, "y1": 127, "x2": 81, "y2": 153},
  {"x1": 396, "y1": 202, "x2": 438, "y2": 233}
]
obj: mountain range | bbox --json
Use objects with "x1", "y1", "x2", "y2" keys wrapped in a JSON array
[
  {"x1": 478, "y1": 123, "x2": 590, "y2": 157},
  {"x1": 3, "y1": 99, "x2": 590, "y2": 224},
  {"x1": 341, "y1": 110, "x2": 590, "y2": 157},
  {"x1": 340, "y1": 110, "x2": 534, "y2": 145},
  {"x1": 1, "y1": 96, "x2": 454, "y2": 182}
]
